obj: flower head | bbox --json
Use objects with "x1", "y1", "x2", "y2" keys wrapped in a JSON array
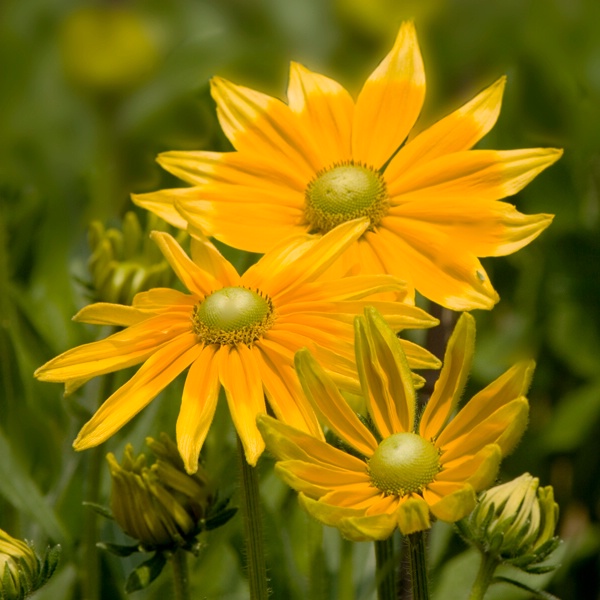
[
  {"x1": 258, "y1": 309, "x2": 533, "y2": 541},
  {"x1": 35, "y1": 218, "x2": 438, "y2": 472},
  {"x1": 134, "y1": 22, "x2": 562, "y2": 310},
  {"x1": 462, "y1": 473, "x2": 560, "y2": 571},
  {"x1": 0, "y1": 528, "x2": 60, "y2": 600}
]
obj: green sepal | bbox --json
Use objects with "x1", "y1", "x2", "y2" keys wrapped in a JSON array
[
  {"x1": 97, "y1": 542, "x2": 141, "y2": 557},
  {"x1": 37, "y1": 544, "x2": 62, "y2": 589},
  {"x1": 83, "y1": 501, "x2": 114, "y2": 520},
  {"x1": 491, "y1": 576, "x2": 561, "y2": 600},
  {"x1": 125, "y1": 552, "x2": 167, "y2": 593},
  {"x1": 204, "y1": 507, "x2": 237, "y2": 531}
]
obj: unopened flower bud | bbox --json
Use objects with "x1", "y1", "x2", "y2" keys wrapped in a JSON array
[
  {"x1": 107, "y1": 434, "x2": 214, "y2": 550},
  {"x1": 87, "y1": 212, "x2": 183, "y2": 304},
  {"x1": 0, "y1": 528, "x2": 60, "y2": 599},
  {"x1": 464, "y1": 473, "x2": 560, "y2": 570}
]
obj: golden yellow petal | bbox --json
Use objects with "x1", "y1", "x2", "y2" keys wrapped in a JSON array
[
  {"x1": 189, "y1": 235, "x2": 241, "y2": 286},
  {"x1": 387, "y1": 148, "x2": 563, "y2": 201},
  {"x1": 73, "y1": 302, "x2": 146, "y2": 326},
  {"x1": 396, "y1": 495, "x2": 431, "y2": 534},
  {"x1": 210, "y1": 77, "x2": 320, "y2": 182},
  {"x1": 287, "y1": 61, "x2": 354, "y2": 166},
  {"x1": 420, "y1": 313, "x2": 476, "y2": 440},
  {"x1": 357, "y1": 307, "x2": 417, "y2": 434},
  {"x1": 255, "y1": 347, "x2": 323, "y2": 439},
  {"x1": 439, "y1": 397, "x2": 529, "y2": 463},
  {"x1": 352, "y1": 22, "x2": 425, "y2": 169},
  {"x1": 176, "y1": 345, "x2": 221, "y2": 474},
  {"x1": 390, "y1": 76, "x2": 506, "y2": 172},
  {"x1": 150, "y1": 231, "x2": 222, "y2": 297},
  {"x1": 73, "y1": 333, "x2": 201, "y2": 450},
  {"x1": 436, "y1": 360, "x2": 534, "y2": 448},
  {"x1": 131, "y1": 188, "x2": 192, "y2": 230},
  {"x1": 377, "y1": 218, "x2": 499, "y2": 310},
  {"x1": 35, "y1": 313, "x2": 190, "y2": 383},
  {"x1": 294, "y1": 348, "x2": 378, "y2": 457},
  {"x1": 388, "y1": 199, "x2": 554, "y2": 258},
  {"x1": 218, "y1": 344, "x2": 266, "y2": 466}
]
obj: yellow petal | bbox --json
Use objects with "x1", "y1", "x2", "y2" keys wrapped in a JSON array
[
  {"x1": 245, "y1": 218, "x2": 370, "y2": 298},
  {"x1": 396, "y1": 495, "x2": 431, "y2": 534},
  {"x1": 131, "y1": 188, "x2": 191, "y2": 230},
  {"x1": 438, "y1": 444, "x2": 502, "y2": 491},
  {"x1": 218, "y1": 344, "x2": 266, "y2": 466},
  {"x1": 158, "y1": 150, "x2": 306, "y2": 193},
  {"x1": 427, "y1": 484, "x2": 476, "y2": 523},
  {"x1": 287, "y1": 61, "x2": 354, "y2": 166},
  {"x1": 377, "y1": 219, "x2": 499, "y2": 310},
  {"x1": 176, "y1": 344, "x2": 221, "y2": 474},
  {"x1": 257, "y1": 414, "x2": 366, "y2": 472},
  {"x1": 339, "y1": 513, "x2": 398, "y2": 542},
  {"x1": 388, "y1": 199, "x2": 554, "y2": 258},
  {"x1": 150, "y1": 231, "x2": 221, "y2": 297},
  {"x1": 357, "y1": 307, "x2": 417, "y2": 434},
  {"x1": 391, "y1": 77, "x2": 506, "y2": 172},
  {"x1": 35, "y1": 313, "x2": 189, "y2": 382},
  {"x1": 73, "y1": 302, "x2": 146, "y2": 326},
  {"x1": 294, "y1": 348, "x2": 378, "y2": 457},
  {"x1": 190, "y1": 235, "x2": 241, "y2": 286},
  {"x1": 353, "y1": 22, "x2": 425, "y2": 169},
  {"x1": 436, "y1": 360, "x2": 534, "y2": 448},
  {"x1": 280, "y1": 459, "x2": 370, "y2": 489},
  {"x1": 210, "y1": 77, "x2": 320, "y2": 181},
  {"x1": 255, "y1": 347, "x2": 323, "y2": 439},
  {"x1": 73, "y1": 333, "x2": 201, "y2": 449},
  {"x1": 387, "y1": 148, "x2": 563, "y2": 201},
  {"x1": 132, "y1": 288, "x2": 198, "y2": 312},
  {"x1": 439, "y1": 397, "x2": 529, "y2": 462},
  {"x1": 299, "y1": 493, "x2": 366, "y2": 529},
  {"x1": 420, "y1": 313, "x2": 475, "y2": 440}
]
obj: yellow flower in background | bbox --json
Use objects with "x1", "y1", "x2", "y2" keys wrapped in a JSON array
[
  {"x1": 258, "y1": 309, "x2": 533, "y2": 541},
  {"x1": 134, "y1": 21, "x2": 562, "y2": 310},
  {"x1": 35, "y1": 219, "x2": 439, "y2": 472}
]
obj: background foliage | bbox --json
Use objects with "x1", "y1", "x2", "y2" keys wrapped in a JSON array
[{"x1": 1, "y1": 0, "x2": 598, "y2": 598}]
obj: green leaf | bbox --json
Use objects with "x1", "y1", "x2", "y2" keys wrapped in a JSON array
[
  {"x1": 125, "y1": 552, "x2": 167, "y2": 593},
  {"x1": 97, "y1": 542, "x2": 140, "y2": 558},
  {"x1": 492, "y1": 576, "x2": 562, "y2": 600}
]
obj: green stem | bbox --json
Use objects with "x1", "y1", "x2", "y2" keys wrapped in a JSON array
[
  {"x1": 408, "y1": 531, "x2": 429, "y2": 600},
  {"x1": 374, "y1": 537, "x2": 396, "y2": 600},
  {"x1": 171, "y1": 549, "x2": 190, "y2": 600},
  {"x1": 237, "y1": 437, "x2": 269, "y2": 600},
  {"x1": 468, "y1": 552, "x2": 499, "y2": 600},
  {"x1": 81, "y1": 372, "x2": 115, "y2": 600}
]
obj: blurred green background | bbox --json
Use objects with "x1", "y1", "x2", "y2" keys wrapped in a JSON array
[{"x1": 1, "y1": 0, "x2": 599, "y2": 598}]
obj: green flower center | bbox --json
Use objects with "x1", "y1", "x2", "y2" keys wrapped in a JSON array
[
  {"x1": 368, "y1": 432, "x2": 441, "y2": 496},
  {"x1": 304, "y1": 162, "x2": 389, "y2": 234},
  {"x1": 192, "y1": 286, "x2": 274, "y2": 345}
]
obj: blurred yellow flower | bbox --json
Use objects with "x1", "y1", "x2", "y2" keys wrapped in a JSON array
[
  {"x1": 35, "y1": 219, "x2": 438, "y2": 472},
  {"x1": 258, "y1": 309, "x2": 533, "y2": 540},
  {"x1": 134, "y1": 22, "x2": 561, "y2": 310}
]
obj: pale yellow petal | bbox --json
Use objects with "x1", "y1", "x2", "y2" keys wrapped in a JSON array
[
  {"x1": 396, "y1": 495, "x2": 431, "y2": 534},
  {"x1": 438, "y1": 444, "x2": 502, "y2": 491},
  {"x1": 176, "y1": 345, "x2": 221, "y2": 474},
  {"x1": 420, "y1": 313, "x2": 475, "y2": 441},
  {"x1": 353, "y1": 22, "x2": 425, "y2": 169},
  {"x1": 339, "y1": 512, "x2": 398, "y2": 542},
  {"x1": 73, "y1": 333, "x2": 201, "y2": 449}
]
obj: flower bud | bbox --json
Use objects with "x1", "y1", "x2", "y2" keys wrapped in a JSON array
[
  {"x1": 107, "y1": 434, "x2": 214, "y2": 551},
  {"x1": 465, "y1": 473, "x2": 560, "y2": 570},
  {"x1": 87, "y1": 212, "x2": 183, "y2": 305},
  {"x1": 0, "y1": 528, "x2": 60, "y2": 599}
]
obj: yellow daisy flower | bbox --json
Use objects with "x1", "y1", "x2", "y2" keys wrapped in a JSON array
[
  {"x1": 257, "y1": 309, "x2": 533, "y2": 540},
  {"x1": 35, "y1": 219, "x2": 438, "y2": 473},
  {"x1": 133, "y1": 21, "x2": 562, "y2": 311}
]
